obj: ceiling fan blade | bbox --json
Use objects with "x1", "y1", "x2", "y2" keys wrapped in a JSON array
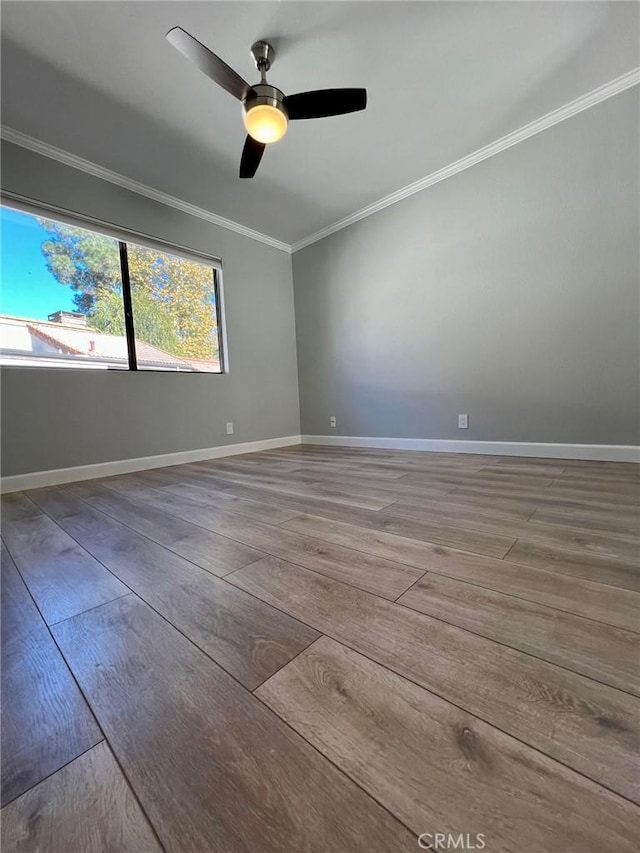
[
  {"x1": 166, "y1": 27, "x2": 254, "y2": 102},
  {"x1": 284, "y1": 88, "x2": 367, "y2": 120},
  {"x1": 239, "y1": 135, "x2": 266, "y2": 179}
]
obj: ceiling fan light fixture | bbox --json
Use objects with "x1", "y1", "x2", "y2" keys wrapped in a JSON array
[
  {"x1": 244, "y1": 102, "x2": 288, "y2": 143},
  {"x1": 166, "y1": 28, "x2": 368, "y2": 177}
]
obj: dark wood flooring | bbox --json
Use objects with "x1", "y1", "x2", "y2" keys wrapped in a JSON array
[{"x1": 2, "y1": 446, "x2": 639, "y2": 851}]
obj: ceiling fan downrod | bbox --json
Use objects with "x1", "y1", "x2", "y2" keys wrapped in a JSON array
[{"x1": 250, "y1": 40, "x2": 275, "y2": 83}]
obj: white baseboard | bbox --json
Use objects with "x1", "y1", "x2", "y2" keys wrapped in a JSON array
[
  {"x1": 0, "y1": 435, "x2": 302, "y2": 494},
  {"x1": 302, "y1": 435, "x2": 640, "y2": 463},
  {"x1": 4, "y1": 433, "x2": 637, "y2": 493}
]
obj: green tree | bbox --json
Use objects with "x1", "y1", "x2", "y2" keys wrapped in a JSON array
[
  {"x1": 127, "y1": 244, "x2": 219, "y2": 360},
  {"x1": 39, "y1": 219, "x2": 219, "y2": 360},
  {"x1": 90, "y1": 287, "x2": 181, "y2": 354},
  {"x1": 39, "y1": 220, "x2": 121, "y2": 313}
]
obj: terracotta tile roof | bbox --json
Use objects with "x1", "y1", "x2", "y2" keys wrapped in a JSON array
[
  {"x1": 26, "y1": 323, "x2": 85, "y2": 355},
  {"x1": 1, "y1": 315, "x2": 220, "y2": 371}
]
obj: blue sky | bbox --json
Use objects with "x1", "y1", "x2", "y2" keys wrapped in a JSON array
[{"x1": 1, "y1": 207, "x2": 77, "y2": 319}]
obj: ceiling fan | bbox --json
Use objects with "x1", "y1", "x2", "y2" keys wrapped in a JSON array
[{"x1": 166, "y1": 27, "x2": 367, "y2": 178}]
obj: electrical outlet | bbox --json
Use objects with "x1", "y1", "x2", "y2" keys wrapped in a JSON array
[
  {"x1": 330, "y1": 416, "x2": 337, "y2": 428},
  {"x1": 458, "y1": 414, "x2": 469, "y2": 429},
  {"x1": 226, "y1": 422, "x2": 234, "y2": 435}
]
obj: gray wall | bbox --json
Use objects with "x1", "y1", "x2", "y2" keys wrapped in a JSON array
[
  {"x1": 2, "y1": 88, "x2": 638, "y2": 477},
  {"x1": 293, "y1": 90, "x2": 640, "y2": 446},
  {"x1": 1, "y1": 142, "x2": 300, "y2": 477}
]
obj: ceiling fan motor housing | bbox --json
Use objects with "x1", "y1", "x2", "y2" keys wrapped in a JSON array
[{"x1": 243, "y1": 83, "x2": 288, "y2": 118}]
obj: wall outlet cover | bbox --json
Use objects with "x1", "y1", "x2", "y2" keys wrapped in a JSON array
[
  {"x1": 226, "y1": 422, "x2": 234, "y2": 435},
  {"x1": 330, "y1": 416, "x2": 337, "y2": 428},
  {"x1": 458, "y1": 414, "x2": 469, "y2": 429}
]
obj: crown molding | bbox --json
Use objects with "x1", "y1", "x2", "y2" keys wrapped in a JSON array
[
  {"x1": 2, "y1": 66, "x2": 638, "y2": 256},
  {"x1": 291, "y1": 66, "x2": 640, "y2": 252},
  {"x1": 0, "y1": 126, "x2": 292, "y2": 254}
]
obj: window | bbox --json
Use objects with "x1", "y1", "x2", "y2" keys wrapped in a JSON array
[
  {"x1": 127, "y1": 242, "x2": 222, "y2": 372},
  {"x1": 0, "y1": 203, "x2": 224, "y2": 372}
]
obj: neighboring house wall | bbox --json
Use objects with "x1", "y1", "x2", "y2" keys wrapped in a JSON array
[
  {"x1": 2, "y1": 321, "x2": 43, "y2": 353},
  {"x1": 1, "y1": 318, "x2": 65, "y2": 355},
  {"x1": 292, "y1": 90, "x2": 640, "y2": 446},
  {"x1": 0, "y1": 141, "x2": 301, "y2": 477},
  {"x1": 30, "y1": 334, "x2": 59, "y2": 355}
]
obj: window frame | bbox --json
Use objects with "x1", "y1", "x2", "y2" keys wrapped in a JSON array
[{"x1": 0, "y1": 192, "x2": 228, "y2": 374}]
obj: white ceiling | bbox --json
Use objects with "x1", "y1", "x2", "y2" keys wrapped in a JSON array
[{"x1": 1, "y1": 1, "x2": 638, "y2": 245}]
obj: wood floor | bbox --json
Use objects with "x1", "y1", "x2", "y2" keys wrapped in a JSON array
[{"x1": 2, "y1": 446, "x2": 639, "y2": 852}]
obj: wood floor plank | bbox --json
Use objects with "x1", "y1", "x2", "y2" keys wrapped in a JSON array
[
  {"x1": 552, "y1": 474, "x2": 640, "y2": 491},
  {"x1": 1, "y1": 543, "x2": 102, "y2": 806},
  {"x1": 1, "y1": 741, "x2": 161, "y2": 852},
  {"x1": 51, "y1": 595, "x2": 416, "y2": 852},
  {"x1": 185, "y1": 462, "x2": 323, "y2": 485},
  {"x1": 229, "y1": 557, "x2": 640, "y2": 802},
  {"x1": 398, "y1": 574, "x2": 639, "y2": 693},
  {"x1": 97, "y1": 477, "x2": 298, "y2": 532},
  {"x1": 3, "y1": 513, "x2": 129, "y2": 625},
  {"x1": 181, "y1": 466, "x2": 399, "y2": 511},
  {"x1": 193, "y1": 459, "x2": 458, "y2": 500},
  {"x1": 66, "y1": 481, "x2": 265, "y2": 576},
  {"x1": 1, "y1": 492, "x2": 42, "y2": 522},
  {"x1": 29, "y1": 488, "x2": 319, "y2": 690},
  {"x1": 506, "y1": 539, "x2": 640, "y2": 591},
  {"x1": 399, "y1": 469, "x2": 557, "y2": 489},
  {"x1": 197, "y1": 453, "x2": 442, "y2": 481},
  {"x1": 495, "y1": 456, "x2": 636, "y2": 474},
  {"x1": 547, "y1": 479, "x2": 640, "y2": 501},
  {"x1": 432, "y1": 490, "x2": 542, "y2": 517},
  {"x1": 519, "y1": 521, "x2": 640, "y2": 556},
  {"x1": 281, "y1": 511, "x2": 463, "y2": 570},
  {"x1": 279, "y1": 455, "x2": 488, "y2": 478},
  {"x1": 553, "y1": 464, "x2": 640, "y2": 480},
  {"x1": 443, "y1": 482, "x2": 638, "y2": 515},
  {"x1": 102, "y1": 472, "x2": 300, "y2": 525},
  {"x1": 450, "y1": 482, "x2": 640, "y2": 512},
  {"x1": 466, "y1": 475, "x2": 640, "y2": 503},
  {"x1": 163, "y1": 477, "x2": 361, "y2": 519},
  {"x1": 282, "y1": 513, "x2": 640, "y2": 629},
  {"x1": 166, "y1": 505, "x2": 425, "y2": 601},
  {"x1": 390, "y1": 492, "x2": 536, "y2": 521},
  {"x1": 294, "y1": 462, "x2": 409, "y2": 480},
  {"x1": 487, "y1": 461, "x2": 568, "y2": 476},
  {"x1": 196, "y1": 479, "x2": 516, "y2": 558},
  {"x1": 145, "y1": 479, "x2": 301, "y2": 524},
  {"x1": 286, "y1": 447, "x2": 498, "y2": 467},
  {"x1": 446, "y1": 488, "x2": 638, "y2": 518},
  {"x1": 389, "y1": 495, "x2": 589, "y2": 536},
  {"x1": 304, "y1": 475, "x2": 454, "y2": 501},
  {"x1": 257, "y1": 636, "x2": 640, "y2": 853},
  {"x1": 528, "y1": 501, "x2": 640, "y2": 522},
  {"x1": 57, "y1": 484, "x2": 424, "y2": 600},
  {"x1": 530, "y1": 506, "x2": 640, "y2": 539},
  {"x1": 387, "y1": 500, "x2": 640, "y2": 558},
  {"x1": 202, "y1": 457, "x2": 305, "y2": 474}
]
